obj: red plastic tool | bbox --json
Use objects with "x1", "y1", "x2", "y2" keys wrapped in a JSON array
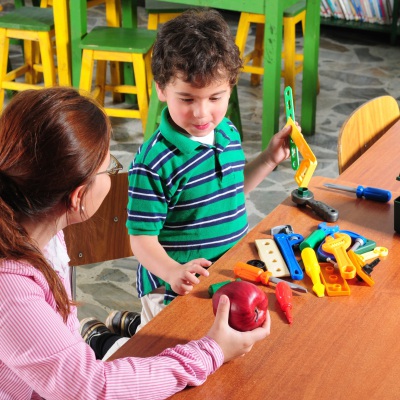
[{"x1": 275, "y1": 281, "x2": 293, "y2": 324}]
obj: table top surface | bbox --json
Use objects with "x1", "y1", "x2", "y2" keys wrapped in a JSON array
[{"x1": 109, "y1": 120, "x2": 400, "y2": 399}]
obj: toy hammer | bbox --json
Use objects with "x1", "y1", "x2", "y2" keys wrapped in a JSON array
[{"x1": 292, "y1": 187, "x2": 339, "y2": 222}]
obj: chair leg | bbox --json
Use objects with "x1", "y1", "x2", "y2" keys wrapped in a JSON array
[
  {"x1": 38, "y1": 32, "x2": 56, "y2": 87},
  {"x1": 235, "y1": 13, "x2": 251, "y2": 57},
  {"x1": 95, "y1": 59, "x2": 107, "y2": 105},
  {"x1": 0, "y1": 29, "x2": 8, "y2": 111},
  {"x1": 227, "y1": 85, "x2": 242, "y2": 139},
  {"x1": 282, "y1": 15, "x2": 297, "y2": 98},
  {"x1": 144, "y1": 51, "x2": 153, "y2": 98},
  {"x1": 147, "y1": 14, "x2": 160, "y2": 30},
  {"x1": 144, "y1": 81, "x2": 164, "y2": 141},
  {"x1": 250, "y1": 23, "x2": 264, "y2": 86},
  {"x1": 132, "y1": 53, "x2": 149, "y2": 133},
  {"x1": 79, "y1": 49, "x2": 95, "y2": 94},
  {"x1": 23, "y1": 40, "x2": 36, "y2": 85}
]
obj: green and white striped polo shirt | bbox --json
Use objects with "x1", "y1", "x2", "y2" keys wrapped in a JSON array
[{"x1": 126, "y1": 108, "x2": 248, "y2": 304}]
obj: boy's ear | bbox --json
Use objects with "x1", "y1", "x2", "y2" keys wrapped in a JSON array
[{"x1": 155, "y1": 82, "x2": 167, "y2": 102}]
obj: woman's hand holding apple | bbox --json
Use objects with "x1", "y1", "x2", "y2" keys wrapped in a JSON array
[{"x1": 207, "y1": 295, "x2": 271, "y2": 363}]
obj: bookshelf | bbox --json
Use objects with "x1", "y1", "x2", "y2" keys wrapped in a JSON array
[{"x1": 320, "y1": 0, "x2": 400, "y2": 44}]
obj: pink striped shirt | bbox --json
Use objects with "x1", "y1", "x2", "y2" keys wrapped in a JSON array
[{"x1": 0, "y1": 231, "x2": 223, "y2": 399}]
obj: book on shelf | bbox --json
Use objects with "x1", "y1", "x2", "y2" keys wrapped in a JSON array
[
  {"x1": 340, "y1": 0, "x2": 354, "y2": 19},
  {"x1": 321, "y1": 0, "x2": 395, "y2": 24},
  {"x1": 351, "y1": 0, "x2": 364, "y2": 21},
  {"x1": 332, "y1": 0, "x2": 346, "y2": 18}
]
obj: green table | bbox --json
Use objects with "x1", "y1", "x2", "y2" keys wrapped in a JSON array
[{"x1": 157, "y1": 0, "x2": 321, "y2": 147}]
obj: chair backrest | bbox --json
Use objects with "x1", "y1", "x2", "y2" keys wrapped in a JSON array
[
  {"x1": 337, "y1": 95, "x2": 400, "y2": 174},
  {"x1": 63, "y1": 172, "x2": 132, "y2": 266}
]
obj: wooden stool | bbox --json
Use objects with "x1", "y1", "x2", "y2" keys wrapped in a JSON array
[
  {"x1": 235, "y1": 1, "x2": 314, "y2": 99},
  {"x1": 0, "y1": 5, "x2": 56, "y2": 111}
]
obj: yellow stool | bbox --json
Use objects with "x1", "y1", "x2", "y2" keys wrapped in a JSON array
[
  {"x1": 0, "y1": 2, "x2": 56, "y2": 111},
  {"x1": 235, "y1": 1, "x2": 311, "y2": 98},
  {"x1": 79, "y1": 27, "x2": 156, "y2": 132},
  {"x1": 147, "y1": 12, "x2": 181, "y2": 29},
  {"x1": 145, "y1": 0, "x2": 188, "y2": 30}
]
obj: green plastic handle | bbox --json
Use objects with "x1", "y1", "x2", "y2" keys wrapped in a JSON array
[
  {"x1": 284, "y1": 86, "x2": 299, "y2": 171},
  {"x1": 299, "y1": 229, "x2": 327, "y2": 251}
]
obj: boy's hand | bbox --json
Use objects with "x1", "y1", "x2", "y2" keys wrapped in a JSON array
[
  {"x1": 207, "y1": 295, "x2": 271, "y2": 362},
  {"x1": 263, "y1": 124, "x2": 294, "y2": 169},
  {"x1": 169, "y1": 258, "x2": 212, "y2": 295}
]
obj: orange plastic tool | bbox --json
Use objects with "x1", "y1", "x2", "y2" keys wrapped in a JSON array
[
  {"x1": 347, "y1": 250, "x2": 375, "y2": 286},
  {"x1": 233, "y1": 262, "x2": 308, "y2": 293},
  {"x1": 319, "y1": 263, "x2": 351, "y2": 296},
  {"x1": 234, "y1": 262, "x2": 272, "y2": 285},
  {"x1": 322, "y1": 233, "x2": 357, "y2": 280}
]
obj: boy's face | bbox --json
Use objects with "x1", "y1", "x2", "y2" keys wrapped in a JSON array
[{"x1": 156, "y1": 76, "x2": 231, "y2": 137}]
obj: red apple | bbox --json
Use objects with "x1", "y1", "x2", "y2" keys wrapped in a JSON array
[{"x1": 212, "y1": 280, "x2": 268, "y2": 332}]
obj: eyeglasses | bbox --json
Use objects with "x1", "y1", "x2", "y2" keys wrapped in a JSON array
[{"x1": 96, "y1": 154, "x2": 123, "y2": 176}]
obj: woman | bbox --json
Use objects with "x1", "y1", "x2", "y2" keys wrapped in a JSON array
[{"x1": 0, "y1": 87, "x2": 270, "y2": 399}]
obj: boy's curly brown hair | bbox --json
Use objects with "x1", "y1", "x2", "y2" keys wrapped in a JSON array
[{"x1": 152, "y1": 8, "x2": 243, "y2": 90}]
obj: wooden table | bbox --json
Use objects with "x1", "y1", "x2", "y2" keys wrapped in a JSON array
[
  {"x1": 156, "y1": 0, "x2": 321, "y2": 148},
  {"x1": 109, "y1": 124, "x2": 400, "y2": 398}
]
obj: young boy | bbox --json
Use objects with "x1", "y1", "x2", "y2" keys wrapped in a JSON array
[{"x1": 126, "y1": 8, "x2": 293, "y2": 327}]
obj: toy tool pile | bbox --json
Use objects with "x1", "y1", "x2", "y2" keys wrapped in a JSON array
[{"x1": 208, "y1": 222, "x2": 387, "y2": 327}]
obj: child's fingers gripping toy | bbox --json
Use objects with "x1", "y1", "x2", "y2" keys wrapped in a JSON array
[
  {"x1": 286, "y1": 116, "x2": 339, "y2": 222},
  {"x1": 283, "y1": 87, "x2": 339, "y2": 223}
]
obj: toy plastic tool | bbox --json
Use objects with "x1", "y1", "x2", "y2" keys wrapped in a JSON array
[
  {"x1": 300, "y1": 247, "x2": 325, "y2": 297},
  {"x1": 234, "y1": 262, "x2": 308, "y2": 293},
  {"x1": 299, "y1": 222, "x2": 340, "y2": 251},
  {"x1": 272, "y1": 229, "x2": 304, "y2": 280},
  {"x1": 275, "y1": 281, "x2": 293, "y2": 324},
  {"x1": 292, "y1": 187, "x2": 339, "y2": 222},
  {"x1": 286, "y1": 118, "x2": 316, "y2": 188},
  {"x1": 323, "y1": 183, "x2": 392, "y2": 203},
  {"x1": 284, "y1": 86, "x2": 299, "y2": 171},
  {"x1": 322, "y1": 233, "x2": 357, "y2": 280}
]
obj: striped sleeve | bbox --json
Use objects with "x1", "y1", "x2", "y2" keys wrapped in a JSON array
[{"x1": 0, "y1": 266, "x2": 223, "y2": 399}]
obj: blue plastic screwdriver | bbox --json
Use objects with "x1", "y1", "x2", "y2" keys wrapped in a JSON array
[{"x1": 323, "y1": 183, "x2": 392, "y2": 202}]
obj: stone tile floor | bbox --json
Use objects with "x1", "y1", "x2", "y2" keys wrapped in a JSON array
[{"x1": 2, "y1": 3, "x2": 400, "y2": 321}]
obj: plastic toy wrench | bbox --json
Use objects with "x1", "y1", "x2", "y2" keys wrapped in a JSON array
[
  {"x1": 357, "y1": 247, "x2": 388, "y2": 262},
  {"x1": 286, "y1": 118, "x2": 317, "y2": 188},
  {"x1": 322, "y1": 233, "x2": 357, "y2": 280},
  {"x1": 284, "y1": 86, "x2": 299, "y2": 171}
]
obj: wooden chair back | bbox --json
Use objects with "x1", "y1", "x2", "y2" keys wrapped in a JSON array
[
  {"x1": 337, "y1": 95, "x2": 400, "y2": 174},
  {"x1": 64, "y1": 172, "x2": 132, "y2": 267}
]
